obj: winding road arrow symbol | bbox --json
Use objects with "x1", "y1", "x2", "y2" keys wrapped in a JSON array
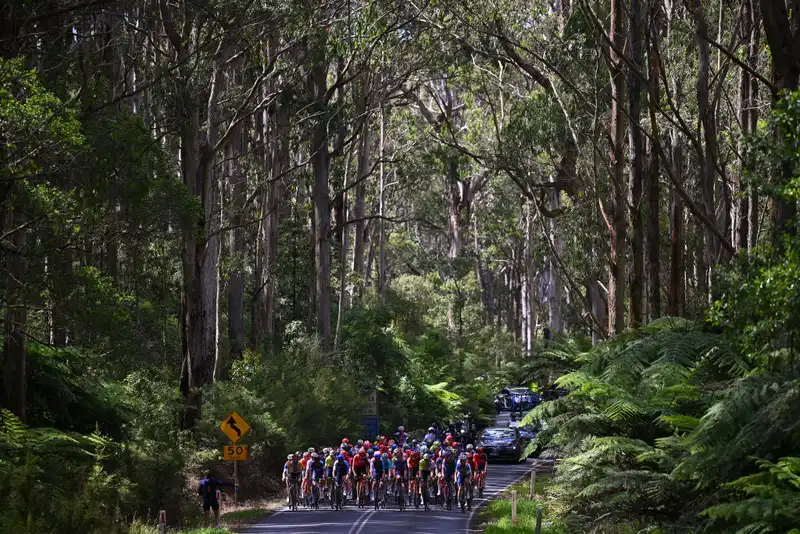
[{"x1": 227, "y1": 416, "x2": 242, "y2": 437}]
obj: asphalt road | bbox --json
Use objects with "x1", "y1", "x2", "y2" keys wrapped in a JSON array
[{"x1": 245, "y1": 412, "x2": 538, "y2": 534}]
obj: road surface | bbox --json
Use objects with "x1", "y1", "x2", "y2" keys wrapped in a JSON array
[{"x1": 244, "y1": 412, "x2": 539, "y2": 534}]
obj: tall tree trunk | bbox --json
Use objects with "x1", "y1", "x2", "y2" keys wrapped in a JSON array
[
  {"x1": 309, "y1": 58, "x2": 333, "y2": 349},
  {"x1": 589, "y1": 277, "x2": 606, "y2": 345},
  {"x1": 265, "y1": 95, "x2": 288, "y2": 346},
  {"x1": 628, "y1": 0, "x2": 645, "y2": 328},
  {"x1": 548, "y1": 189, "x2": 563, "y2": 334},
  {"x1": 736, "y1": 0, "x2": 752, "y2": 251},
  {"x1": 378, "y1": 102, "x2": 387, "y2": 305},
  {"x1": 522, "y1": 202, "x2": 534, "y2": 350},
  {"x1": 747, "y1": 0, "x2": 761, "y2": 251},
  {"x1": 227, "y1": 122, "x2": 246, "y2": 362},
  {"x1": 335, "y1": 158, "x2": 352, "y2": 349},
  {"x1": 646, "y1": 7, "x2": 662, "y2": 320},
  {"x1": 352, "y1": 72, "x2": 372, "y2": 301},
  {"x1": 694, "y1": 0, "x2": 717, "y2": 296},
  {"x1": 3, "y1": 184, "x2": 28, "y2": 422},
  {"x1": 761, "y1": 0, "x2": 800, "y2": 245},
  {"x1": 608, "y1": 0, "x2": 627, "y2": 334},
  {"x1": 667, "y1": 80, "x2": 685, "y2": 317}
]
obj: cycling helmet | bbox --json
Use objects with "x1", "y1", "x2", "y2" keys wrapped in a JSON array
[
  {"x1": 428, "y1": 427, "x2": 435, "y2": 432},
  {"x1": 459, "y1": 454, "x2": 467, "y2": 461},
  {"x1": 303, "y1": 452, "x2": 311, "y2": 459},
  {"x1": 357, "y1": 439, "x2": 364, "y2": 446},
  {"x1": 423, "y1": 453, "x2": 431, "y2": 460},
  {"x1": 311, "y1": 452, "x2": 318, "y2": 459},
  {"x1": 466, "y1": 444, "x2": 474, "y2": 451},
  {"x1": 296, "y1": 451, "x2": 302, "y2": 457},
  {"x1": 382, "y1": 452, "x2": 389, "y2": 459},
  {"x1": 364, "y1": 441, "x2": 372, "y2": 448},
  {"x1": 308, "y1": 447, "x2": 315, "y2": 454},
  {"x1": 420, "y1": 445, "x2": 428, "y2": 453},
  {"x1": 359, "y1": 448, "x2": 366, "y2": 455},
  {"x1": 336, "y1": 454, "x2": 345, "y2": 462},
  {"x1": 287, "y1": 454, "x2": 294, "y2": 460},
  {"x1": 329, "y1": 450, "x2": 335, "y2": 457},
  {"x1": 412, "y1": 439, "x2": 418, "y2": 446},
  {"x1": 367, "y1": 450, "x2": 374, "y2": 457},
  {"x1": 342, "y1": 438, "x2": 349, "y2": 444},
  {"x1": 293, "y1": 452, "x2": 300, "y2": 459},
  {"x1": 433, "y1": 441, "x2": 441, "y2": 448}
]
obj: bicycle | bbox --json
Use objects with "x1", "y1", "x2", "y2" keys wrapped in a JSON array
[
  {"x1": 303, "y1": 476, "x2": 314, "y2": 508},
  {"x1": 444, "y1": 478, "x2": 455, "y2": 510},
  {"x1": 356, "y1": 475, "x2": 368, "y2": 508},
  {"x1": 288, "y1": 477, "x2": 300, "y2": 511},
  {"x1": 396, "y1": 476, "x2": 406, "y2": 512},
  {"x1": 333, "y1": 479, "x2": 344, "y2": 511},
  {"x1": 409, "y1": 475, "x2": 420, "y2": 509},
  {"x1": 458, "y1": 479, "x2": 472, "y2": 512},
  {"x1": 311, "y1": 480, "x2": 321, "y2": 510},
  {"x1": 373, "y1": 477, "x2": 383, "y2": 510},
  {"x1": 475, "y1": 470, "x2": 486, "y2": 498},
  {"x1": 420, "y1": 475, "x2": 430, "y2": 511}
]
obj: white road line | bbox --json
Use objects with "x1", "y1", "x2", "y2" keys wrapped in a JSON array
[{"x1": 348, "y1": 509, "x2": 376, "y2": 534}]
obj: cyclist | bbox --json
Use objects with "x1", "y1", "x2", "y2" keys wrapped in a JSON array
[
  {"x1": 419, "y1": 452, "x2": 433, "y2": 504},
  {"x1": 393, "y1": 450, "x2": 408, "y2": 503},
  {"x1": 395, "y1": 425, "x2": 408, "y2": 447},
  {"x1": 198, "y1": 470, "x2": 235, "y2": 527},
  {"x1": 282, "y1": 453, "x2": 302, "y2": 506},
  {"x1": 307, "y1": 452, "x2": 326, "y2": 506},
  {"x1": 352, "y1": 448, "x2": 368, "y2": 502},
  {"x1": 300, "y1": 452, "x2": 312, "y2": 502},
  {"x1": 407, "y1": 445, "x2": 421, "y2": 483},
  {"x1": 424, "y1": 427, "x2": 436, "y2": 444},
  {"x1": 472, "y1": 446, "x2": 488, "y2": 493},
  {"x1": 332, "y1": 453, "x2": 350, "y2": 507},
  {"x1": 370, "y1": 449, "x2": 387, "y2": 502},
  {"x1": 440, "y1": 450, "x2": 456, "y2": 504},
  {"x1": 324, "y1": 450, "x2": 336, "y2": 501},
  {"x1": 456, "y1": 453, "x2": 473, "y2": 505}
]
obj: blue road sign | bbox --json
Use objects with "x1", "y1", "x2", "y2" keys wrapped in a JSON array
[{"x1": 362, "y1": 416, "x2": 379, "y2": 438}]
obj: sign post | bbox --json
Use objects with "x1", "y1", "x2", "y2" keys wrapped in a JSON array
[
  {"x1": 219, "y1": 411, "x2": 251, "y2": 506},
  {"x1": 511, "y1": 490, "x2": 517, "y2": 523},
  {"x1": 158, "y1": 510, "x2": 166, "y2": 534}
]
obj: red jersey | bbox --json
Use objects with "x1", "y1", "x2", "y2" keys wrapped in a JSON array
[
  {"x1": 473, "y1": 453, "x2": 487, "y2": 470},
  {"x1": 352, "y1": 453, "x2": 368, "y2": 469},
  {"x1": 408, "y1": 451, "x2": 421, "y2": 468}
]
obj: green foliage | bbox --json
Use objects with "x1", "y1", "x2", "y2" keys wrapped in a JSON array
[{"x1": 702, "y1": 457, "x2": 800, "y2": 533}]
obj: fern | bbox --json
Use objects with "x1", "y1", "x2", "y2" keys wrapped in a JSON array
[{"x1": 702, "y1": 457, "x2": 800, "y2": 533}]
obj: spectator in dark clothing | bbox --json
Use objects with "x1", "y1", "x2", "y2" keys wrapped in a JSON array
[{"x1": 198, "y1": 470, "x2": 235, "y2": 527}]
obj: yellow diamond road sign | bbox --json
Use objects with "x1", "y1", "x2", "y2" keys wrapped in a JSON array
[{"x1": 220, "y1": 411, "x2": 250, "y2": 443}]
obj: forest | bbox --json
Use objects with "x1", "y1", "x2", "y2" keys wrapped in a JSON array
[{"x1": 1, "y1": 0, "x2": 800, "y2": 532}]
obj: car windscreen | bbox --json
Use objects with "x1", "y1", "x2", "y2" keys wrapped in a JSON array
[{"x1": 480, "y1": 429, "x2": 517, "y2": 441}]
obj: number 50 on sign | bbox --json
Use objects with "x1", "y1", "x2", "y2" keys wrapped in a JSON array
[{"x1": 224, "y1": 445, "x2": 248, "y2": 461}]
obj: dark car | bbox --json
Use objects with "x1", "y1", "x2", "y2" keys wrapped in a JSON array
[
  {"x1": 494, "y1": 386, "x2": 539, "y2": 412},
  {"x1": 476, "y1": 427, "x2": 523, "y2": 462}
]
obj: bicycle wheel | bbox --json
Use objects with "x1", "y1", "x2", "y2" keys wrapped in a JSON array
[{"x1": 399, "y1": 484, "x2": 406, "y2": 511}]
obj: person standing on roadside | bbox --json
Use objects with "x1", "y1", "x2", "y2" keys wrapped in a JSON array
[{"x1": 198, "y1": 470, "x2": 236, "y2": 527}]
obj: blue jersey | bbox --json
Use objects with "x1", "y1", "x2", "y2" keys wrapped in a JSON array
[
  {"x1": 393, "y1": 457, "x2": 407, "y2": 474},
  {"x1": 198, "y1": 478, "x2": 232, "y2": 503},
  {"x1": 443, "y1": 459, "x2": 457, "y2": 476},
  {"x1": 308, "y1": 459, "x2": 325, "y2": 481}
]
